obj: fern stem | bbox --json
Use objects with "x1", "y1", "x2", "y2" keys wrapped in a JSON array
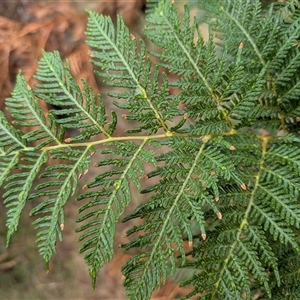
[
  {"x1": 55, "y1": 134, "x2": 168, "y2": 150},
  {"x1": 1, "y1": 131, "x2": 279, "y2": 158}
]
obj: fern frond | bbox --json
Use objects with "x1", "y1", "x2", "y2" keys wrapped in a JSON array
[
  {"x1": 257, "y1": 249, "x2": 300, "y2": 299},
  {"x1": 86, "y1": 11, "x2": 145, "y2": 90},
  {"x1": 34, "y1": 51, "x2": 112, "y2": 141},
  {"x1": 121, "y1": 135, "x2": 247, "y2": 299},
  {"x1": 5, "y1": 151, "x2": 48, "y2": 244},
  {"x1": 180, "y1": 213, "x2": 280, "y2": 299},
  {"x1": 197, "y1": 0, "x2": 300, "y2": 132},
  {"x1": 197, "y1": 0, "x2": 272, "y2": 68},
  {"x1": 145, "y1": 0, "x2": 161, "y2": 14},
  {"x1": 76, "y1": 140, "x2": 156, "y2": 287},
  {"x1": 144, "y1": 1, "x2": 269, "y2": 135},
  {"x1": 266, "y1": 143, "x2": 300, "y2": 174},
  {"x1": 251, "y1": 203, "x2": 298, "y2": 248},
  {"x1": 0, "y1": 110, "x2": 26, "y2": 154},
  {"x1": 86, "y1": 11, "x2": 175, "y2": 134},
  {"x1": 6, "y1": 74, "x2": 63, "y2": 147},
  {"x1": 2, "y1": 0, "x2": 300, "y2": 299},
  {"x1": 0, "y1": 152, "x2": 18, "y2": 188},
  {"x1": 177, "y1": 134, "x2": 300, "y2": 299},
  {"x1": 29, "y1": 147, "x2": 91, "y2": 266},
  {"x1": 2, "y1": 73, "x2": 65, "y2": 245}
]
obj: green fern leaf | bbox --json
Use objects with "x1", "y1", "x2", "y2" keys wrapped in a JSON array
[
  {"x1": 86, "y1": 11, "x2": 174, "y2": 134},
  {"x1": 0, "y1": 110, "x2": 26, "y2": 154},
  {"x1": 34, "y1": 51, "x2": 112, "y2": 142},
  {"x1": 5, "y1": 151, "x2": 48, "y2": 245},
  {"x1": 0, "y1": 152, "x2": 18, "y2": 188},
  {"x1": 6, "y1": 74, "x2": 63, "y2": 147},
  {"x1": 2, "y1": 0, "x2": 300, "y2": 299},
  {"x1": 121, "y1": 135, "x2": 246, "y2": 299},
  {"x1": 76, "y1": 140, "x2": 156, "y2": 287},
  {"x1": 29, "y1": 147, "x2": 91, "y2": 266}
]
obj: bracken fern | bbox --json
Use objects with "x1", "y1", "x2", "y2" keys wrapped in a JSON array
[{"x1": 2, "y1": 0, "x2": 300, "y2": 299}]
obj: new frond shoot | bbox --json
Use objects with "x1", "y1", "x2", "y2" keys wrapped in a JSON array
[{"x1": 1, "y1": 0, "x2": 300, "y2": 299}]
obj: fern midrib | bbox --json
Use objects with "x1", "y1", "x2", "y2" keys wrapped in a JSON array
[
  {"x1": 137, "y1": 139, "x2": 208, "y2": 293},
  {"x1": 43, "y1": 54, "x2": 111, "y2": 138},
  {"x1": 146, "y1": 97, "x2": 170, "y2": 132},
  {"x1": 211, "y1": 137, "x2": 268, "y2": 298}
]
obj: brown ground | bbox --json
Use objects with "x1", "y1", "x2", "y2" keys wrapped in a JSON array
[{"x1": 0, "y1": 1, "x2": 194, "y2": 299}]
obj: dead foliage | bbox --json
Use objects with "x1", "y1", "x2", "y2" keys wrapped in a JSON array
[{"x1": 0, "y1": 1, "x2": 88, "y2": 117}]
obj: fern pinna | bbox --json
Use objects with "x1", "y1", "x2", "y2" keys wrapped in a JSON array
[{"x1": 1, "y1": 0, "x2": 300, "y2": 299}]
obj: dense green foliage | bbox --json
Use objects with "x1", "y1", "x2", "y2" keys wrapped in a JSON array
[{"x1": 1, "y1": 0, "x2": 300, "y2": 299}]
